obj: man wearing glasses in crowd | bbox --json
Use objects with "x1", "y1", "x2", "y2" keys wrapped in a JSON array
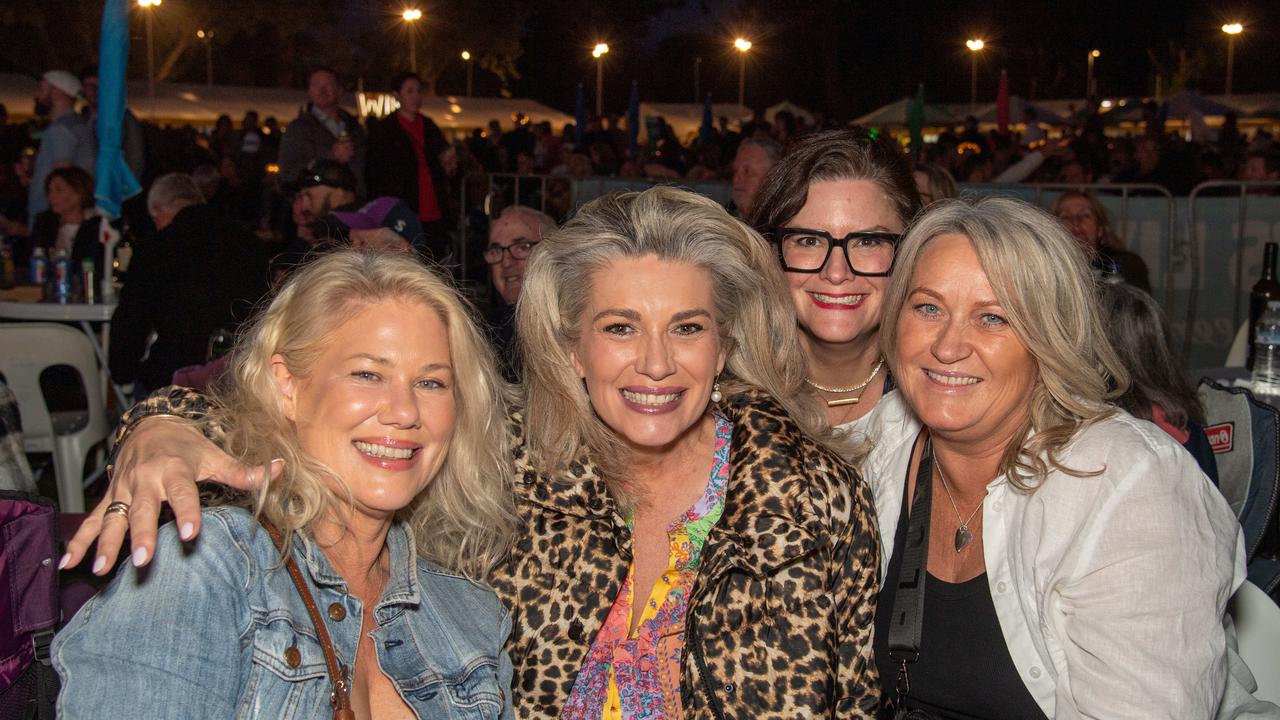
[{"x1": 483, "y1": 205, "x2": 556, "y2": 380}]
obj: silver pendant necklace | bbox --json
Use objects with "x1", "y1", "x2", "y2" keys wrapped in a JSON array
[{"x1": 936, "y1": 461, "x2": 982, "y2": 552}]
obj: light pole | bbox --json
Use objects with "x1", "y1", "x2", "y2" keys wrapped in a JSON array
[
  {"x1": 1222, "y1": 23, "x2": 1243, "y2": 96},
  {"x1": 461, "y1": 50, "x2": 473, "y2": 97},
  {"x1": 196, "y1": 29, "x2": 214, "y2": 87},
  {"x1": 403, "y1": 9, "x2": 422, "y2": 72},
  {"x1": 137, "y1": 0, "x2": 161, "y2": 107},
  {"x1": 592, "y1": 43, "x2": 609, "y2": 117},
  {"x1": 694, "y1": 56, "x2": 701, "y2": 103},
  {"x1": 1086, "y1": 49, "x2": 1100, "y2": 97},
  {"x1": 734, "y1": 38, "x2": 752, "y2": 108},
  {"x1": 965, "y1": 38, "x2": 984, "y2": 111}
]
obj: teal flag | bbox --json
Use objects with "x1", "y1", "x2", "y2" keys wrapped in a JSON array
[
  {"x1": 94, "y1": 0, "x2": 142, "y2": 217},
  {"x1": 908, "y1": 83, "x2": 925, "y2": 160}
]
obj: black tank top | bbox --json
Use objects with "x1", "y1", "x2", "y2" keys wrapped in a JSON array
[{"x1": 872, "y1": 460, "x2": 1048, "y2": 720}]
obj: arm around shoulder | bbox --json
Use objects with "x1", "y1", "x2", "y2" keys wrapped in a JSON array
[{"x1": 54, "y1": 508, "x2": 254, "y2": 718}]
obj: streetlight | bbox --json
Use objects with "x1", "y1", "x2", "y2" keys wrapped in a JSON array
[
  {"x1": 965, "y1": 38, "x2": 984, "y2": 111},
  {"x1": 1086, "y1": 49, "x2": 1100, "y2": 97},
  {"x1": 1222, "y1": 22, "x2": 1243, "y2": 96},
  {"x1": 461, "y1": 50, "x2": 473, "y2": 97},
  {"x1": 592, "y1": 42, "x2": 609, "y2": 117},
  {"x1": 196, "y1": 29, "x2": 214, "y2": 87},
  {"x1": 734, "y1": 37, "x2": 752, "y2": 108},
  {"x1": 137, "y1": 0, "x2": 161, "y2": 107},
  {"x1": 403, "y1": 8, "x2": 422, "y2": 72}
]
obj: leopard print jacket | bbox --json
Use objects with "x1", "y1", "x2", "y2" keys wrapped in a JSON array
[
  {"x1": 118, "y1": 385, "x2": 882, "y2": 719},
  {"x1": 493, "y1": 386, "x2": 882, "y2": 719}
]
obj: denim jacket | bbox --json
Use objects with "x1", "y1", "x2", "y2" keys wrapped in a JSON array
[{"x1": 54, "y1": 506, "x2": 514, "y2": 719}]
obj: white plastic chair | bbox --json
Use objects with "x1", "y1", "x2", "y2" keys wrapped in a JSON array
[
  {"x1": 1231, "y1": 580, "x2": 1280, "y2": 706},
  {"x1": 0, "y1": 323, "x2": 111, "y2": 512}
]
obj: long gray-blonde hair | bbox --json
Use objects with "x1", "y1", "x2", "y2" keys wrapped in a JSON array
[
  {"x1": 880, "y1": 195, "x2": 1130, "y2": 490},
  {"x1": 517, "y1": 185, "x2": 836, "y2": 490},
  {"x1": 214, "y1": 250, "x2": 515, "y2": 577}
]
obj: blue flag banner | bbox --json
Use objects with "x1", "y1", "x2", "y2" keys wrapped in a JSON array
[{"x1": 94, "y1": 0, "x2": 141, "y2": 218}]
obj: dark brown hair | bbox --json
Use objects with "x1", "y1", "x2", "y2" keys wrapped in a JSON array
[
  {"x1": 747, "y1": 127, "x2": 922, "y2": 234},
  {"x1": 45, "y1": 166, "x2": 94, "y2": 210}
]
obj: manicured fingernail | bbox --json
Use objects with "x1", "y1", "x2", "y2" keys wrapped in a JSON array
[
  {"x1": 58, "y1": 553, "x2": 70, "y2": 570},
  {"x1": 92, "y1": 556, "x2": 106, "y2": 574},
  {"x1": 132, "y1": 547, "x2": 149, "y2": 567},
  {"x1": 271, "y1": 458, "x2": 285, "y2": 469},
  {"x1": 179, "y1": 522, "x2": 195, "y2": 540}
]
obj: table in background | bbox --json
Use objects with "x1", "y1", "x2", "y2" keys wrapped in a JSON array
[{"x1": 0, "y1": 285, "x2": 126, "y2": 409}]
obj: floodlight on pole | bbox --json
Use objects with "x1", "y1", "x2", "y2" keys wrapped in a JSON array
[
  {"x1": 461, "y1": 50, "x2": 473, "y2": 97},
  {"x1": 403, "y1": 9, "x2": 422, "y2": 72},
  {"x1": 593, "y1": 43, "x2": 609, "y2": 116},
  {"x1": 1087, "y1": 49, "x2": 1100, "y2": 97},
  {"x1": 138, "y1": 0, "x2": 161, "y2": 108},
  {"x1": 1222, "y1": 23, "x2": 1243, "y2": 96},
  {"x1": 966, "y1": 39, "x2": 984, "y2": 111},
  {"x1": 197, "y1": 29, "x2": 214, "y2": 87},
  {"x1": 734, "y1": 38, "x2": 752, "y2": 108}
]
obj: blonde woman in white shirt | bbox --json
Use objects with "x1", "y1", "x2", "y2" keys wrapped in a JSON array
[{"x1": 867, "y1": 195, "x2": 1274, "y2": 719}]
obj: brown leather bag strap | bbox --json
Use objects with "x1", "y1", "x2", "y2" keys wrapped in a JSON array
[{"x1": 259, "y1": 518, "x2": 356, "y2": 720}]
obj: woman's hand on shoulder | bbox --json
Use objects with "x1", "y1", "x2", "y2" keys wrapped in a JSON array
[{"x1": 62, "y1": 417, "x2": 283, "y2": 575}]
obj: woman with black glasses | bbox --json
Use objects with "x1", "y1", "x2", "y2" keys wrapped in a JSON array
[{"x1": 748, "y1": 129, "x2": 923, "y2": 566}]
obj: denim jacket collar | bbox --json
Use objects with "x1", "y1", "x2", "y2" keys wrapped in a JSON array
[{"x1": 290, "y1": 520, "x2": 421, "y2": 609}]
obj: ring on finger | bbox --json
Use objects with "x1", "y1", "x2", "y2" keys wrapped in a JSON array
[{"x1": 104, "y1": 501, "x2": 131, "y2": 519}]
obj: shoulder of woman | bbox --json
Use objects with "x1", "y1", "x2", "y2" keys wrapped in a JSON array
[{"x1": 1042, "y1": 410, "x2": 1224, "y2": 509}]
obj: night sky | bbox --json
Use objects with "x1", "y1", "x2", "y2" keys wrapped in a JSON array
[
  {"x1": 3, "y1": 0, "x2": 1277, "y2": 120},
  {"x1": 506, "y1": 0, "x2": 1280, "y2": 118}
]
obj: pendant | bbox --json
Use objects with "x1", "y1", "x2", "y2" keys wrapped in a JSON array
[
  {"x1": 827, "y1": 397, "x2": 860, "y2": 407},
  {"x1": 954, "y1": 526, "x2": 973, "y2": 552}
]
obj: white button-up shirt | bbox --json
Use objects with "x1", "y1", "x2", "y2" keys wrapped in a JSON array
[{"x1": 842, "y1": 390, "x2": 1277, "y2": 719}]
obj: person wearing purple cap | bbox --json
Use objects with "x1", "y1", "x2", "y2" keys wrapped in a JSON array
[{"x1": 331, "y1": 196, "x2": 425, "y2": 255}]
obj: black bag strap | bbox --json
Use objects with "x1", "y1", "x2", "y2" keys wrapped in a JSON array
[{"x1": 887, "y1": 435, "x2": 934, "y2": 707}]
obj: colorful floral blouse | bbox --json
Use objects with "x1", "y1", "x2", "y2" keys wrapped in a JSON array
[{"x1": 560, "y1": 415, "x2": 732, "y2": 720}]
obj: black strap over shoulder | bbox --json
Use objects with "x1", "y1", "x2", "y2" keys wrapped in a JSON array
[{"x1": 887, "y1": 435, "x2": 933, "y2": 707}]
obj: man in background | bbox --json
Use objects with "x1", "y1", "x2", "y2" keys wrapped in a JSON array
[
  {"x1": 109, "y1": 173, "x2": 269, "y2": 395},
  {"x1": 29, "y1": 70, "x2": 95, "y2": 225},
  {"x1": 278, "y1": 66, "x2": 366, "y2": 195}
]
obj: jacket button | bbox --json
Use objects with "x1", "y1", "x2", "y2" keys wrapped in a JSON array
[
  {"x1": 284, "y1": 646, "x2": 301, "y2": 668},
  {"x1": 722, "y1": 682, "x2": 736, "y2": 694},
  {"x1": 328, "y1": 603, "x2": 347, "y2": 621}
]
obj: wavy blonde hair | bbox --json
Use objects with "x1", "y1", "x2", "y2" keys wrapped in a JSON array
[
  {"x1": 880, "y1": 195, "x2": 1131, "y2": 491},
  {"x1": 517, "y1": 185, "x2": 840, "y2": 493},
  {"x1": 212, "y1": 250, "x2": 515, "y2": 578}
]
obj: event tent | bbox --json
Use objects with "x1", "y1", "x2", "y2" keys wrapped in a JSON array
[{"x1": 0, "y1": 72, "x2": 573, "y2": 136}]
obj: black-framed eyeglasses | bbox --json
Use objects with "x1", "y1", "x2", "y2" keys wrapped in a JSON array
[
  {"x1": 483, "y1": 240, "x2": 539, "y2": 265},
  {"x1": 771, "y1": 227, "x2": 900, "y2": 276}
]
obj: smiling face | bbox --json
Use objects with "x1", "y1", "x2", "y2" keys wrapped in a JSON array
[
  {"x1": 487, "y1": 213, "x2": 542, "y2": 305},
  {"x1": 894, "y1": 234, "x2": 1037, "y2": 448},
  {"x1": 571, "y1": 256, "x2": 727, "y2": 454},
  {"x1": 274, "y1": 297, "x2": 456, "y2": 519},
  {"x1": 786, "y1": 179, "x2": 905, "y2": 349}
]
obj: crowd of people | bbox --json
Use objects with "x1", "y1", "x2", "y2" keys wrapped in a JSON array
[{"x1": 2, "y1": 60, "x2": 1279, "y2": 719}]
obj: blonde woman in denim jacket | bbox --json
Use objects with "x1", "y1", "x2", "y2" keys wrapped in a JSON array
[{"x1": 54, "y1": 251, "x2": 517, "y2": 719}]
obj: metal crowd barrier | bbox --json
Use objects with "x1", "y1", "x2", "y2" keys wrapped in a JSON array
[{"x1": 1185, "y1": 180, "x2": 1280, "y2": 360}]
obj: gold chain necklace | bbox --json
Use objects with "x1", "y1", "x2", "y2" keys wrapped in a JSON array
[{"x1": 805, "y1": 357, "x2": 885, "y2": 407}]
